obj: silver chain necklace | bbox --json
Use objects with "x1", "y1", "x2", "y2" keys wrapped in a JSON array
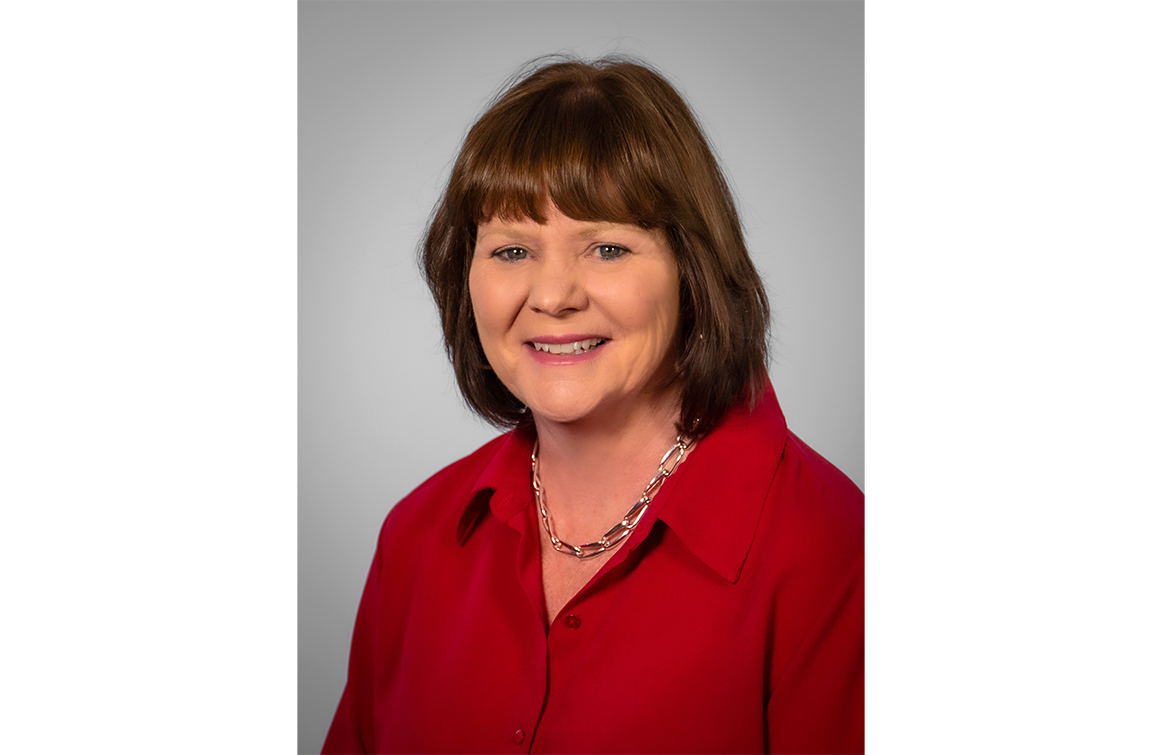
[{"x1": 531, "y1": 434, "x2": 692, "y2": 559}]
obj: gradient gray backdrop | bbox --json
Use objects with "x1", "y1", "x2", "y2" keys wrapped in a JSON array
[{"x1": 300, "y1": 1, "x2": 863, "y2": 751}]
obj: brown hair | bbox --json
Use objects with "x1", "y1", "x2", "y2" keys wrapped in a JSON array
[{"x1": 421, "y1": 55, "x2": 770, "y2": 439}]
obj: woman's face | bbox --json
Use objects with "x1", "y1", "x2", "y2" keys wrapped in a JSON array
[{"x1": 469, "y1": 203, "x2": 681, "y2": 427}]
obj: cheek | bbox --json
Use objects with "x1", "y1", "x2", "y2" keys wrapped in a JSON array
[
  {"x1": 468, "y1": 266, "x2": 512, "y2": 348},
  {"x1": 467, "y1": 268, "x2": 490, "y2": 344},
  {"x1": 645, "y1": 271, "x2": 681, "y2": 342},
  {"x1": 468, "y1": 263, "x2": 491, "y2": 318}
]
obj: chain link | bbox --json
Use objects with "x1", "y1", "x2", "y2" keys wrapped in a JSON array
[{"x1": 532, "y1": 434, "x2": 692, "y2": 559}]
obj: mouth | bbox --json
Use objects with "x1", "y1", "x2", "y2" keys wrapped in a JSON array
[{"x1": 529, "y1": 337, "x2": 607, "y2": 356}]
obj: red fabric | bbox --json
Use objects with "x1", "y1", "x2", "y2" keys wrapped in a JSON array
[{"x1": 323, "y1": 378, "x2": 864, "y2": 754}]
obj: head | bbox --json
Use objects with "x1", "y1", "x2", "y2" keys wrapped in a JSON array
[{"x1": 422, "y1": 55, "x2": 770, "y2": 439}]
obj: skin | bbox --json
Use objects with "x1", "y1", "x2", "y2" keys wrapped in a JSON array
[{"x1": 469, "y1": 202, "x2": 687, "y2": 621}]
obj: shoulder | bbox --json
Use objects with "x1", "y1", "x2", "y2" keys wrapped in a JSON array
[
  {"x1": 778, "y1": 431, "x2": 864, "y2": 529},
  {"x1": 756, "y1": 429, "x2": 863, "y2": 585},
  {"x1": 377, "y1": 432, "x2": 513, "y2": 549},
  {"x1": 709, "y1": 378, "x2": 862, "y2": 540}
]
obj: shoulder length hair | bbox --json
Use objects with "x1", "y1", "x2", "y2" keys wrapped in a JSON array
[{"x1": 421, "y1": 55, "x2": 770, "y2": 439}]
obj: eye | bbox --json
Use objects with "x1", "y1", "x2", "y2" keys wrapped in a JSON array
[
  {"x1": 595, "y1": 244, "x2": 629, "y2": 261},
  {"x1": 493, "y1": 246, "x2": 529, "y2": 262}
]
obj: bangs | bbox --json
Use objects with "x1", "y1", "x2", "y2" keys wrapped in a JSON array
[{"x1": 462, "y1": 83, "x2": 670, "y2": 228}]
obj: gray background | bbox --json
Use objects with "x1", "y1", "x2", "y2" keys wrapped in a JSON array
[{"x1": 299, "y1": 1, "x2": 862, "y2": 751}]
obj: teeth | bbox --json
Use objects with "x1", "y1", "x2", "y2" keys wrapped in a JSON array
[{"x1": 533, "y1": 338, "x2": 605, "y2": 355}]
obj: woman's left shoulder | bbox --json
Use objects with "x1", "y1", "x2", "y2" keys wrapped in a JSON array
[
  {"x1": 779, "y1": 431, "x2": 864, "y2": 525},
  {"x1": 755, "y1": 430, "x2": 864, "y2": 571}
]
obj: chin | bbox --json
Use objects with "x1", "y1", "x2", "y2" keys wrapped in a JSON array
[
  {"x1": 519, "y1": 387, "x2": 605, "y2": 426},
  {"x1": 524, "y1": 400, "x2": 599, "y2": 426}
]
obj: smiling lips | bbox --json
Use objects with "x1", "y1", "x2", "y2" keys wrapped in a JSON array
[{"x1": 530, "y1": 337, "x2": 606, "y2": 356}]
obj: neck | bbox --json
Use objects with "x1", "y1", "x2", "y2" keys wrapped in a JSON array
[{"x1": 531, "y1": 389, "x2": 684, "y2": 542}]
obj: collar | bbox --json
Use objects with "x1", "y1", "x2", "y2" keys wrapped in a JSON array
[
  {"x1": 456, "y1": 376, "x2": 788, "y2": 583},
  {"x1": 456, "y1": 424, "x2": 537, "y2": 544}
]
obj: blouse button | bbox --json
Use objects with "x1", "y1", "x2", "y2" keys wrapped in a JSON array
[
  {"x1": 564, "y1": 614, "x2": 582, "y2": 629},
  {"x1": 513, "y1": 729, "x2": 525, "y2": 744}
]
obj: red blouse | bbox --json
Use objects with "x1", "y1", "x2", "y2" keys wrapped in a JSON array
[{"x1": 323, "y1": 378, "x2": 864, "y2": 754}]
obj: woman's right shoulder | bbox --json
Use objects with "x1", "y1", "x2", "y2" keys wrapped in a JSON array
[{"x1": 376, "y1": 431, "x2": 515, "y2": 545}]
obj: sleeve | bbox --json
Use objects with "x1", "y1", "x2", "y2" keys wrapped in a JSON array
[
  {"x1": 321, "y1": 535, "x2": 386, "y2": 755},
  {"x1": 766, "y1": 554, "x2": 864, "y2": 754}
]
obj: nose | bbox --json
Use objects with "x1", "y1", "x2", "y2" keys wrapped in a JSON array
[{"x1": 527, "y1": 258, "x2": 587, "y2": 316}]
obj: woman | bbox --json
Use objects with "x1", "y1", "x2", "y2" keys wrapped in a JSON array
[{"x1": 324, "y1": 56, "x2": 863, "y2": 754}]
